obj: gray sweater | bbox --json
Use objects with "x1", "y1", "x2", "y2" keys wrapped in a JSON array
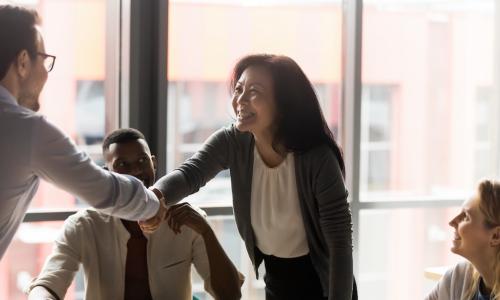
[{"x1": 155, "y1": 125, "x2": 353, "y2": 299}]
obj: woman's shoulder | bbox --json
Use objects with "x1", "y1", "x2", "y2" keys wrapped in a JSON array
[
  {"x1": 439, "y1": 261, "x2": 474, "y2": 298},
  {"x1": 296, "y1": 144, "x2": 338, "y2": 166},
  {"x1": 208, "y1": 124, "x2": 253, "y2": 148},
  {"x1": 223, "y1": 123, "x2": 252, "y2": 139},
  {"x1": 305, "y1": 144, "x2": 332, "y2": 155},
  {"x1": 426, "y1": 261, "x2": 473, "y2": 300},
  {"x1": 209, "y1": 124, "x2": 250, "y2": 139},
  {"x1": 437, "y1": 261, "x2": 472, "y2": 286},
  {"x1": 446, "y1": 261, "x2": 474, "y2": 280}
]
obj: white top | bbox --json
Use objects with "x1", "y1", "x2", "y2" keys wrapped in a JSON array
[
  {"x1": 250, "y1": 147, "x2": 309, "y2": 258},
  {"x1": 27, "y1": 209, "x2": 213, "y2": 300},
  {"x1": 0, "y1": 85, "x2": 160, "y2": 260},
  {"x1": 425, "y1": 261, "x2": 475, "y2": 300}
]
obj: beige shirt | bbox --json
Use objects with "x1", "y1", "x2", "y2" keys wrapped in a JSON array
[
  {"x1": 250, "y1": 148, "x2": 309, "y2": 258},
  {"x1": 28, "y1": 209, "x2": 212, "y2": 300}
]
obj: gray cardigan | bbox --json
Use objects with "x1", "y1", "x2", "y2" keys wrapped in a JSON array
[{"x1": 155, "y1": 125, "x2": 353, "y2": 299}]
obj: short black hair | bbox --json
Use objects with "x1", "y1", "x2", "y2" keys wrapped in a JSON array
[
  {"x1": 0, "y1": 5, "x2": 40, "y2": 80},
  {"x1": 102, "y1": 128, "x2": 147, "y2": 153}
]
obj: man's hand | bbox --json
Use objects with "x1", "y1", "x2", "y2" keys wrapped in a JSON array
[
  {"x1": 138, "y1": 188, "x2": 166, "y2": 233},
  {"x1": 166, "y1": 202, "x2": 210, "y2": 236}
]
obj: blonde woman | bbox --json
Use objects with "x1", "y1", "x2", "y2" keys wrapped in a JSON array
[{"x1": 426, "y1": 179, "x2": 500, "y2": 300}]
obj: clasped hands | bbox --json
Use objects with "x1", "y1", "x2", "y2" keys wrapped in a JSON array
[{"x1": 138, "y1": 187, "x2": 209, "y2": 236}]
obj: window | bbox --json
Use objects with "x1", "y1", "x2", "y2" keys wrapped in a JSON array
[
  {"x1": 362, "y1": 0, "x2": 499, "y2": 200},
  {"x1": 28, "y1": 0, "x2": 111, "y2": 210},
  {"x1": 359, "y1": 207, "x2": 462, "y2": 299},
  {"x1": 167, "y1": 0, "x2": 343, "y2": 206},
  {"x1": 361, "y1": 85, "x2": 394, "y2": 192},
  {"x1": 358, "y1": 1, "x2": 500, "y2": 299},
  {"x1": 75, "y1": 80, "x2": 105, "y2": 153},
  {"x1": 167, "y1": 0, "x2": 343, "y2": 297},
  {"x1": 0, "y1": 221, "x2": 83, "y2": 299},
  {"x1": 474, "y1": 86, "x2": 496, "y2": 180}
]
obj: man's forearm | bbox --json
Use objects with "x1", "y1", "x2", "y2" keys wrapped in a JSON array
[{"x1": 202, "y1": 229, "x2": 242, "y2": 300}]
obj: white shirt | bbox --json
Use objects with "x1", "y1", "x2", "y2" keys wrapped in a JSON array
[
  {"x1": 0, "y1": 85, "x2": 159, "y2": 260},
  {"x1": 27, "y1": 209, "x2": 213, "y2": 300},
  {"x1": 250, "y1": 148, "x2": 309, "y2": 258}
]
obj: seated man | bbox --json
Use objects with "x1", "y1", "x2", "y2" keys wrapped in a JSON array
[{"x1": 27, "y1": 128, "x2": 242, "y2": 300}]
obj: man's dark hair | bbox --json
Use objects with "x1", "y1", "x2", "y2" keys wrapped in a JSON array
[
  {"x1": 102, "y1": 128, "x2": 147, "y2": 153},
  {"x1": 0, "y1": 5, "x2": 40, "y2": 80}
]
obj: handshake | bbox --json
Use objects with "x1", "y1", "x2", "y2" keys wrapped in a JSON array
[
  {"x1": 139, "y1": 187, "x2": 210, "y2": 236},
  {"x1": 138, "y1": 187, "x2": 167, "y2": 233}
]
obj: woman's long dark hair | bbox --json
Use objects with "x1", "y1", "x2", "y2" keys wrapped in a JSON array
[{"x1": 230, "y1": 54, "x2": 345, "y2": 177}]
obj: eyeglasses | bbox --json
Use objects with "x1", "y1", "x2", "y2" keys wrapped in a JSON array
[{"x1": 37, "y1": 52, "x2": 56, "y2": 72}]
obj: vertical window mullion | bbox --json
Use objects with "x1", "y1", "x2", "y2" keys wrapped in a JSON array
[{"x1": 341, "y1": 0, "x2": 363, "y2": 277}]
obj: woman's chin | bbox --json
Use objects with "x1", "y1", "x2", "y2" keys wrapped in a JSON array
[
  {"x1": 450, "y1": 244, "x2": 464, "y2": 257},
  {"x1": 235, "y1": 121, "x2": 252, "y2": 132}
]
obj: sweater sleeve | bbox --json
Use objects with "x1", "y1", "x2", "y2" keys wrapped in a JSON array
[
  {"x1": 313, "y1": 148, "x2": 353, "y2": 300},
  {"x1": 154, "y1": 127, "x2": 231, "y2": 204}
]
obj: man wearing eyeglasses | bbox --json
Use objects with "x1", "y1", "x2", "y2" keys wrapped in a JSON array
[{"x1": 0, "y1": 5, "x2": 166, "y2": 260}]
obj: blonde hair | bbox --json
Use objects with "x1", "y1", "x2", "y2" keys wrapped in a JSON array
[{"x1": 463, "y1": 179, "x2": 500, "y2": 300}]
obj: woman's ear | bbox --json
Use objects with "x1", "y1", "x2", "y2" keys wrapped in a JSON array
[{"x1": 490, "y1": 226, "x2": 500, "y2": 247}]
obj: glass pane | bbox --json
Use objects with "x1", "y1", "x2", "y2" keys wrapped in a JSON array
[
  {"x1": 359, "y1": 207, "x2": 463, "y2": 300},
  {"x1": 0, "y1": 221, "x2": 84, "y2": 300},
  {"x1": 361, "y1": 0, "x2": 500, "y2": 201},
  {"x1": 11, "y1": 0, "x2": 112, "y2": 210},
  {"x1": 167, "y1": 0, "x2": 343, "y2": 206}
]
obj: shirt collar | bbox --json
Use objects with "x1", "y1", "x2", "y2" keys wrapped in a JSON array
[{"x1": 0, "y1": 84, "x2": 18, "y2": 106}]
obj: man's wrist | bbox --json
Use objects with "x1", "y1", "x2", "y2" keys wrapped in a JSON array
[{"x1": 149, "y1": 187, "x2": 164, "y2": 203}]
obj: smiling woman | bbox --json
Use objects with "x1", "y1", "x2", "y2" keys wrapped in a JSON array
[
  {"x1": 426, "y1": 179, "x2": 500, "y2": 300},
  {"x1": 155, "y1": 54, "x2": 355, "y2": 300},
  {"x1": 232, "y1": 65, "x2": 276, "y2": 148}
]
